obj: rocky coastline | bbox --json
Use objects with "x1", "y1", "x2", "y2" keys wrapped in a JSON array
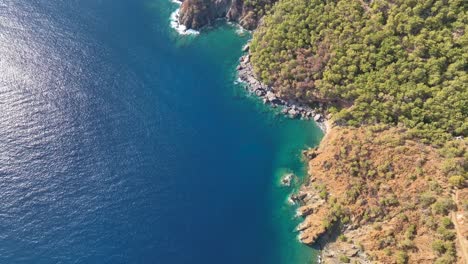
[
  {"x1": 173, "y1": 1, "x2": 467, "y2": 262},
  {"x1": 178, "y1": 0, "x2": 273, "y2": 30},
  {"x1": 285, "y1": 169, "x2": 372, "y2": 264},
  {"x1": 171, "y1": 2, "x2": 332, "y2": 255},
  {"x1": 173, "y1": 3, "x2": 367, "y2": 262},
  {"x1": 236, "y1": 44, "x2": 329, "y2": 133},
  {"x1": 289, "y1": 148, "x2": 372, "y2": 264},
  {"x1": 236, "y1": 43, "x2": 339, "y2": 263}
]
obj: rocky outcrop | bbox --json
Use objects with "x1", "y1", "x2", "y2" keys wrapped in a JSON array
[
  {"x1": 280, "y1": 173, "x2": 295, "y2": 187},
  {"x1": 292, "y1": 186, "x2": 329, "y2": 245},
  {"x1": 320, "y1": 232, "x2": 371, "y2": 264},
  {"x1": 179, "y1": 0, "x2": 271, "y2": 30},
  {"x1": 302, "y1": 148, "x2": 319, "y2": 160},
  {"x1": 290, "y1": 178, "x2": 371, "y2": 263},
  {"x1": 237, "y1": 52, "x2": 329, "y2": 129},
  {"x1": 179, "y1": 0, "x2": 227, "y2": 30}
]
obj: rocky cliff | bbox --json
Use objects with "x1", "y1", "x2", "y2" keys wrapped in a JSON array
[{"x1": 179, "y1": 0, "x2": 274, "y2": 30}]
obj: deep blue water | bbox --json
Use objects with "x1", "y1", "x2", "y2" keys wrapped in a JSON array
[{"x1": 0, "y1": 0, "x2": 322, "y2": 263}]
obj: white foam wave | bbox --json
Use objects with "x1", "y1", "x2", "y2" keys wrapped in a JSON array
[
  {"x1": 233, "y1": 77, "x2": 243, "y2": 85},
  {"x1": 226, "y1": 21, "x2": 248, "y2": 36},
  {"x1": 235, "y1": 26, "x2": 247, "y2": 35},
  {"x1": 169, "y1": 9, "x2": 200, "y2": 35}
]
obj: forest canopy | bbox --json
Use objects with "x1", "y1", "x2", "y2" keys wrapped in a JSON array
[{"x1": 250, "y1": 0, "x2": 468, "y2": 143}]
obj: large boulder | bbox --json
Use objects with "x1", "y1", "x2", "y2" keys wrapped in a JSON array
[
  {"x1": 243, "y1": 55, "x2": 250, "y2": 64},
  {"x1": 255, "y1": 89, "x2": 266, "y2": 97},
  {"x1": 314, "y1": 114, "x2": 323, "y2": 122},
  {"x1": 266, "y1": 91, "x2": 276, "y2": 102},
  {"x1": 288, "y1": 108, "x2": 300, "y2": 119}
]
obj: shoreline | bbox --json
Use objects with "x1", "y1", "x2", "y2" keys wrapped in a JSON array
[
  {"x1": 169, "y1": 1, "x2": 250, "y2": 37},
  {"x1": 234, "y1": 41, "x2": 371, "y2": 264},
  {"x1": 169, "y1": 1, "x2": 200, "y2": 35},
  {"x1": 236, "y1": 49, "x2": 329, "y2": 134},
  {"x1": 169, "y1": 5, "x2": 328, "y2": 262},
  {"x1": 236, "y1": 43, "x2": 334, "y2": 264}
]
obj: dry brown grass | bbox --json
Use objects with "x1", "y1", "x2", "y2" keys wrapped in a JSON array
[{"x1": 305, "y1": 125, "x2": 467, "y2": 263}]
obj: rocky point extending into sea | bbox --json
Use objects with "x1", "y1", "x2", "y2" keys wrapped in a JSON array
[{"x1": 237, "y1": 43, "x2": 328, "y2": 133}]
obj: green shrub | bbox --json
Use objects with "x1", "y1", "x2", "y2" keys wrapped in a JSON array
[
  {"x1": 436, "y1": 226, "x2": 456, "y2": 241},
  {"x1": 441, "y1": 159, "x2": 463, "y2": 175},
  {"x1": 440, "y1": 217, "x2": 454, "y2": 229},
  {"x1": 432, "y1": 239, "x2": 446, "y2": 255},
  {"x1": 380, "y1": 194, "x2": 399, "y2": 207},
  {"x1": 316, "y1": 184, "x2": 328, "y2": 200},
  {"x1": 440, "y1": 141, "x2": 465, "y2": 158},
  {"x1": 432, "y1": 199, "x2": 456, "y2": 215},
  {"x1": 395, "y1": 250, "x2": 408, "y2": 264},
  {"x1": 404, "y1": 224, "x2": 417, "y2": 240},
  {"x1": 429, "y1": 182, "x2": 443, "y2": 194},
  {"x1": 338, "y1": 234, "x2": 348, "y2": 242},
  {"x1": 422, "y1": 216, "x2": 438, "y2": 230},
  {"x1": 432, "y1": 240, "x2": 456, "y2": 257},
  {"x1": 339, "y1": 255, "x2": 350, "y2": 263},
  {"x1": 448, "y1": 175, "x2": 465, "y2": 188},
  {"x1": 434, "y1": 255, "x2": 456, "y2": 264},
  {"x1": 399, "y1": 239, "x2": 415, "y2": 250},
  {"x1": 419, "y1": 192, "x2": 436, "y2": 207}
]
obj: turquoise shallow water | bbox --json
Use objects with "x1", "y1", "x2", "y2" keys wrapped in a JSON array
[
  {"x1": 157, "y1": 1, "x2": 324, "y2": 261},
  {"x1": 0, "y1": 0, "x2": 322, "y2": 263}
]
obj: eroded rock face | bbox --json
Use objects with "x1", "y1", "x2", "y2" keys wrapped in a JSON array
[
  {"x1": 179, "y1": 0, "x2": 227, "y2": 29},
  {"x1": 293, "y1": 186, "x2": 329, "y2": 245},
  {"x1": 179, "y1": 0, "x2": 269, "y2": 30}
]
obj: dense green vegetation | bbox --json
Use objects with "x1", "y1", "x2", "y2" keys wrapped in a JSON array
[
  {"x1": 242, "y1": 0, "x2": 275, "y2": 19},
  {"x1": 250, "y1": 0, "x2": 467, "y2": 142}
]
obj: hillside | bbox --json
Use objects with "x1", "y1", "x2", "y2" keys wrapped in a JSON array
[
  {"x1": 250, "y1": 0, "x2": 467, "y2": 143},
  {"x1": 248, "y1": 1, "x2": 467, "y2": 261},
  {"x1": 299, "y1": 125, "x2": 467, "y2": 263}
]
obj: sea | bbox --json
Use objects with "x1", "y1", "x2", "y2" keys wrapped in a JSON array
[{"x1": 0, "y1": 0, "x2": 323, "y2": 263}]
